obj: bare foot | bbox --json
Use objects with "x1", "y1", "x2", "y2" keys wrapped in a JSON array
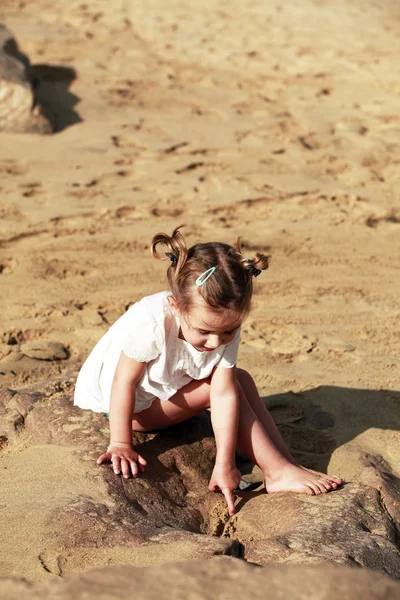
[{"x1": 265, "y1": 463, "x2": 343, "y2": 495}]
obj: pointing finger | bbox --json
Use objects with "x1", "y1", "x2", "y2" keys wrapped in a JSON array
[{"x1": 222, "y1": 487, "x2": 236, "y2": 516}]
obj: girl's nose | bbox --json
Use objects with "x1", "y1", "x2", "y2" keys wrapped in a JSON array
[{"x1": 207, "y1": 335, "x2": 221, "y2": 349}]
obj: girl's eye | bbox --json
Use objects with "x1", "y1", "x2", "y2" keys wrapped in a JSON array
[{"x1": 198, "y1": 328, "x2": 237, "y2": 335}]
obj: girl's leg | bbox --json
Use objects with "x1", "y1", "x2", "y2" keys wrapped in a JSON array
[
  {"x1": 131, "y1": 371, "x2": 342, "y2": 495},
  {"x1": 235, "y1": 369, "x2": 342, "y2": 495},
  {"x1": 132, "y1": 378, "x2": 211, "y2": 432},
  {"x1": 236, "y1": 368, "x2": 293, "y2": 462}
]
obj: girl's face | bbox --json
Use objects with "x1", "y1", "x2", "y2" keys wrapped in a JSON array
[{"x1": 170, "y1": 296, "x2": 242, "y2": 352}]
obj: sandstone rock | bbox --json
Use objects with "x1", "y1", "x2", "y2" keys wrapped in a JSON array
[
  {"x1": 0, "y1": 25, "x2": 51, "y2": 133},
  {"x1": 223, "y1": 484, "x2": 400, "y2": 577},
  {"x1": 0, "y1": 378, "x2": 237, "y2": 580},
  {"x1": 359, "y1": 452, "x2": 400, "y2": 528},
  {"x1": 0, "y1": 558, "x2": 399, "y2": 600},
  {"x1": 0, "y1": 441, "x2": 237, "y2": 581},
  {"x1": 20, "y1": 341, "x2": 69, "y2": 361},
  {"x1": 1, "y1": 377, "x2": 400, "y2": 582}
]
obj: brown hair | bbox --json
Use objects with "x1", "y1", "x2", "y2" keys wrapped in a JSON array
[{"x1": 151, "y1": 225, "x2": 270, "y2": 318}]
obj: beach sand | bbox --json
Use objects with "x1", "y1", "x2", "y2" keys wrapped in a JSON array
[{"x1": 1, "y1": 0, "x2": 399, "y2": 583}]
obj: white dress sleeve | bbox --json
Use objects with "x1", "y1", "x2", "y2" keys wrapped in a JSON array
[
  {"x1": 217, "y1": 328, "x2": 241, "y2": 368},
  {"x1": 121, "y1": 305, "x2": 164, "y2": 363}
]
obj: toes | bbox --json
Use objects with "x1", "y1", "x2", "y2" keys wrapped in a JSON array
[
  {"x1": 317, "y1": 479, "x2": 331, "y2": 493},
  {"x1": 309, "y1": 483, "x2": 322, "y2": 495},
  {"x1": 330, "y1": 476, "x2": 343, "y2": 485}
]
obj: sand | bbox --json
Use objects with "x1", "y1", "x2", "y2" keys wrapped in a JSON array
[{"x1": 1, "y1": 0, "x2": 400, "y2": 582}]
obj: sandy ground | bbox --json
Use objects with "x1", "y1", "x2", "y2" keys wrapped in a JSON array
[{"x1": 1, "y1": 0, "x2": 400, "y2": 581}]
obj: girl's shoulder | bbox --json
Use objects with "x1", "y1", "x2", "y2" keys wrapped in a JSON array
[
  {"x1": 108, "y1": 292, "x2": 174, "y2": 362},
  {"x1": 111, "y1": 291, "x2": 173, "y2": 333},
  {"x1": 135, "y1": 290, "x2": 172, "y2": 313}
]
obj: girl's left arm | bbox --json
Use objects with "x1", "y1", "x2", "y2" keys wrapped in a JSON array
[{"x1": 208, "y1": 365, "x2": 242, "y2": 515}]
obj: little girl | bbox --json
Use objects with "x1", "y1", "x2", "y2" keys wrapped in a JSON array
[{"x1": 74, "y1": 226, "x2": 342, "y2": 515}]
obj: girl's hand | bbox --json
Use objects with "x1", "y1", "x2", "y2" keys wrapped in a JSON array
[
  {"x1": 97, "y1": 444, "x2": 147, "y2": 478},
  {"x1": 208, "y1": 463, "x2": 242, "y2": 516}
]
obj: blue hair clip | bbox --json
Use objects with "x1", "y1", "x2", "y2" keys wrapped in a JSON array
[
  {"x1": 195, "y1": 266, "x2": 216, "y2": 286},
  {"x1": 165, "y1": 252, "x2": 178, "y2": 263},
  {"x1": 246, "y1": 259, "x2": 261, "y2": 277}
]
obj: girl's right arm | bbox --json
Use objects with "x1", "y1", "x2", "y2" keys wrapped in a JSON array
[{"x1": 97, "y1": 351, "x2": 147, "y2": 478}]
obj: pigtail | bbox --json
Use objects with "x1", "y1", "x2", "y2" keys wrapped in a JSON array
[
  {"x1": 234, "y1": 238, "x2": 270, "y2": 278},
  {"x1": 150, "y1": 227, "x2": 270, "y2": 315},
  {"x1": 151, "y1": 225, "x2": 188, "y2": 279}
]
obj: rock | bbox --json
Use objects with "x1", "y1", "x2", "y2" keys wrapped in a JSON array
[
  {"x1": 0, "y1": 558, "x2": 399, "y2": 600},
  {"x1": 0, "y1": 442, "x2": 236, "y2": 580},
  {"x1": 0, "y1": 378, "x2": 237, "y2": 580},
  {"x1": 20, "y1": 341, "x2": 69, "y2": 361},
  {"x1": 223, "y1": 484, "x2": 400, "y2": 577},
  {"x1": 1, "y1": 377, "x2": 400, "y2": 581},
  {"x1": 0, "y1": 25, "x2": 51, "y2": 133},
  {"x1": 359, "y1": 452, "x2": 400, "y2": 528}
]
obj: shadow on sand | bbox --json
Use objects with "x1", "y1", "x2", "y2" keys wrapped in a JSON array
[{"x1": 263, "y1": 385, "x2": 400, "y2": 474}]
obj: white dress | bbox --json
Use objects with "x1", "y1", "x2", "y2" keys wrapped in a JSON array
[{"x1": 74, "y1": 291, "x2": 241, "y2": 414}]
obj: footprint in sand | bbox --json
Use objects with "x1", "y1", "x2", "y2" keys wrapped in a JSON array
[
  {"x1": 243, "y1": 320, "x2": 317, "y2": 358},
  {"x1": 0, "y1": 159, "x2": 28, "y2": 177},
  {"x1": 0, "y1": 257, "x2": 17, "y2": 274},
  {"x1": 19, "y1": 182, "x2": 43, "y2": 198},
  {"x1": 33, "y1": 258, "x2": 96, "y2": 280},
  {"x1": 150, "y1": 207, "x2": 184, "y2": 218},
  {"x1": 0, "y1": 204, "x2": 26, "y2": 221},
  {"x1": 365, "y1": 210, "x2": 400, "y2": 229}
]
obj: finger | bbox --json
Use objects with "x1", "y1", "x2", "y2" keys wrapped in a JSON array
[
  {"x1": 112, "y1": 456, "x2": 121, "y2": 475},
  {"x1": 222, "y1": 488, "x2": 236, "y2": 516},
  {"x1": 121, "y1": 458, "x2": 132, "y2": 479},
  {"x1": 137, "y1": 454, "x2": 147, "y2": 473},
  {"x1": 130, "y1": 459, "x2": 139, "y2": 477},
  {"x1": 97, "y1": 453, "x2": 111, "y2": 465}
]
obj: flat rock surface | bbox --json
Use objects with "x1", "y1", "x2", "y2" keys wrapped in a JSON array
[
  {"x1": 1, "y1": 558, "x2": 400, "y2": 600},
  {"x1": 224, "y1": 484, "x2": 400, "y2": 576},
  {"x1": 0, "y1": 379, "x2": 237, "y2": 581},
  {"x1": 0, "y1": 378, "x2": 399, "y2": 582}
]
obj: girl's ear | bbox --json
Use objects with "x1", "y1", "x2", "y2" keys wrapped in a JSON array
[{"x1": 167, "y1": 295, "x2": 179, "y2": 313}]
